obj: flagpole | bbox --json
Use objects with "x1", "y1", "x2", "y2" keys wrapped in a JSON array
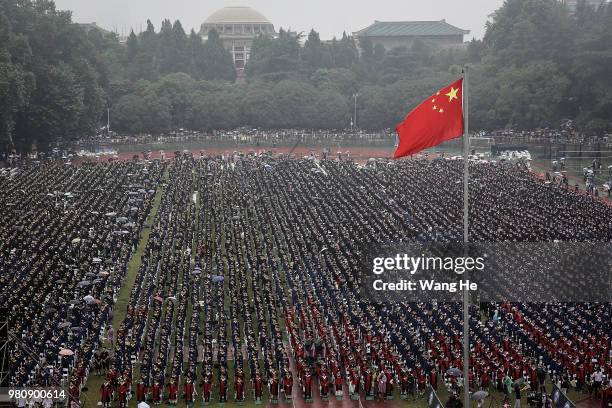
[{"x1": 462, "y1": 66, "x2": 471, "y2": 408}]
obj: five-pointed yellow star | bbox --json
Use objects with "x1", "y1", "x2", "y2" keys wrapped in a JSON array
[{"x1": 445, "y1": 87, "x2": 459, "y2": 102}]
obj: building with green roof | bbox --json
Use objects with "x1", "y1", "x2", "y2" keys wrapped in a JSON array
[{"x1": 353, "y1": 20, "x2": 469, "y2": 50}]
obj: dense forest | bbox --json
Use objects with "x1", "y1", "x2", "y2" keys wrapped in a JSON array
[{"x1": 1, "y1": 0, "x2": 611, "y2": 152}]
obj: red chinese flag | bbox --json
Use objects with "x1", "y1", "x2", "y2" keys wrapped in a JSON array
[{"x1": 394, "y1": 78, "x2": 464, "y2": 159}]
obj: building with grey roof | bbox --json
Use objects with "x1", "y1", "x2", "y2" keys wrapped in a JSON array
[{"x1": 353, "y1": 20, "x2": 470, "y2": 51}]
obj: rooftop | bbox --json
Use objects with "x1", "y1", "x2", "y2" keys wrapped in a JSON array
[
  {"x1": 354, "y1": 20, "x2": 469, "y2": 37},
  {"x1": 204, "y1": 6, "x2": 272, "y2": 24}
]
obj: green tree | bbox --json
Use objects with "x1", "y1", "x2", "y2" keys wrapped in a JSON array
[
  {"x1": 247, "y1": 29, "x2": 302, "y2": 80},
  {"x1": 156, "y1": 72, "x2": 197, "y2": 128},
  {"x1": 16, "y1": 63, "x2": 84, "y2": 151},
  {"x1": 200, "y1": 29, "x2": 236, "y2": 81},
  {"x1": 302, "y1": 29, "x2": 333, "y2": 73},
  {"x1": 126, "y1": 30, "x2": 138, "y2": 62}
]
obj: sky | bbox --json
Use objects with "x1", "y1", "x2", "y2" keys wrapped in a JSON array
[{"x1": 53, "y1": 0, "x2": 505, "y2": 41}]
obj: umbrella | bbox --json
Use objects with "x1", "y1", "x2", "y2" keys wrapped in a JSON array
[
  {"x1": 46, "y1": 307, "x2": 57, "y2": 313},
  {"x1": 85, "y1": 272, "x2": 96, "y2": 277},
  {"x1": 93, "y1": 278, "x2": 103, "y2": 284},
  {"x1": 77, "y1": 281, "x2": 91, "y2": 287},
  {"x1": 98, "y1": 271, "x2": 110, "y2": 277},
  {"x1": 447, "y1": 367, "x2": 462, "y2": 376},
  {"x1": 92, "y1": 257, "x2": 102, "y2": 264},
  {"x1": 71, "y1": 238, "x2": 81, "y2": 244},
  {"x1": 117, "y1": 217, "x2": 128, "y2": 223},
  {"x1": 211, "y1": 275, "x2": 224, "y2": 283},
  {"x1": 105, "y1": 212, "x2": 117, "y2": 217},
  {"x1": 471, "y1": 391, "x2": 489, "y2": 400},
  {"x1": 83, "y1": 295, "x2": 95, "y2": 304},
  {"x1": 59, "y1": 348, "x2": 74, "y2": 356},
  {"x1": 130, "y1": 207, "x2": 139, "y2": 211},
  {"x1": 138, "y1": 402, "x2": 150, "y2": 408},
  {"x1": 154, "y1": 296, "x2": 164, "y2": 303},
  {"x1": 69, "y1": 299, "x2": 80, "y2": 305},
  {"x1": 58, "y1": 322, "x2": 71, "y2": 329}
]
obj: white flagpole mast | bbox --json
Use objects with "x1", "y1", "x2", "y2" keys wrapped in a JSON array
[{"x1": 462, "y1": 66, "x2": 471, "y2": 408}]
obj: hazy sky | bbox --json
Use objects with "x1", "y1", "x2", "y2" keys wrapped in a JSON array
[{"x1": 54, "y1": 0, "x2": 505, "y2": 41}]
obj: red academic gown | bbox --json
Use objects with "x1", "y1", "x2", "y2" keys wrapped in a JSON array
[
  {"x1": 283, "y1": 376, "x2": 293, "y2": 396},
  {"x1": 100, "y1": 384, "x2": 113, "y2": 404},
  {"x1": 184, "y1": 382, "x2": 194, "y2": 403},
  {"x1": 136, "y1": 382, "x2": 146, "y2": 402},
  {"x1": 253, "y1": 377, "x2": 263, "y2": 400},
  {"x1": 202, "y1": 378, "x2": 212, "y2": 402},
  {"x1": 167, "y1": 383, "x2": 178, "y2": 402},
  {"x1": 152, "y1": 384, "x2": 161, "y2": 403}
]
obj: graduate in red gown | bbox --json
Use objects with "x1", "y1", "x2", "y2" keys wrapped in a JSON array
[
  {"x1": 269, "y1": 372, "x2": 279, "y2": 401},
  {"x1": 100, "y1": 380, "x2": 113, "y2": 408},
  {"x1": 303, "y1": 371, "x2": 312, "y2": 400},
  {"x1": 253, "y1": 372, "x2": 263, "y2": 402},
  {"x1": 335, "y1": 372, "x2": 343, "y2": 396},
  {"x1": 152, "y1": 381, "x2": 162, "y2": 405},
  {"x1": 184, "y1": 378, "x2": 195, "y2": 406},
  {"x1": 219, "y1": 374, "x2": 228, "y2": 402},
  {"x1": 118, "y1": 381, "x2": 129, "y2": 408},
  {"x1": 283, "y1": 371, "x2": 293, "y2": 400},
  {"x1": 320, "y1": 370, "x2": 329, "y2": 398},
  {"x1": 400, "y1": 369, "x2": 410, "y2": 397},
  {"x1": 136, "y1": 378, "x2": 146, "y2": 402},
  {"x1": 235, "y1": 376, "x2": 244, "y2": 402},
  {"x1": 167, "y1": 378, "x2": 178, "y2": 405},
  {"x1": 481, "y1": 371, "x2": 490, "y2": 389},
  {"x1": 201, "y1": 371, "x2": 212, "y2": 404},
  {"x1": 351, "y1": 372, "x2": 361, "y2": 397},
  {"x1": 430, "y1": 370, "x2": 438, "y2": 390},
  {"x1": 364, "y1": 368, "x2": 373, "y2": 397}
]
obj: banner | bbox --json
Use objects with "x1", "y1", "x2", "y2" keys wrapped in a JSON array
[
  {"x1": 552, "y1": 383, "x2": 576, "y2": 408},
  {"x1": 426, "y1": 386, "x2": 445, "y2": 408}
]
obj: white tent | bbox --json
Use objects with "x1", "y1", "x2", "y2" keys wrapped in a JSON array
[{"x1": 137, "y1": 402, "x2": 150, "y2": 408}]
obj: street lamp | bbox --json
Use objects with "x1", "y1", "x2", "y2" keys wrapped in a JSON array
[{"x1": 352, "y1": 93, "x2": 359, "y2": 130}]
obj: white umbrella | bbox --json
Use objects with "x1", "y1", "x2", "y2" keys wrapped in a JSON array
[{"x1": 138, "y1": 402, "x2": 150, "y2": 408}]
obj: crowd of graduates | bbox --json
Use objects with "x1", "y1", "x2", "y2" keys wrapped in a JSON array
[
  {"x1": 1, "y1": 159, "x2": 164, "y2": 405},
  {"x1": 75, "y1": 129, "x2": 393, "y2": 149},
  {"x1": 3, "y1": 152, "x2": 611, "y2": 408}
]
